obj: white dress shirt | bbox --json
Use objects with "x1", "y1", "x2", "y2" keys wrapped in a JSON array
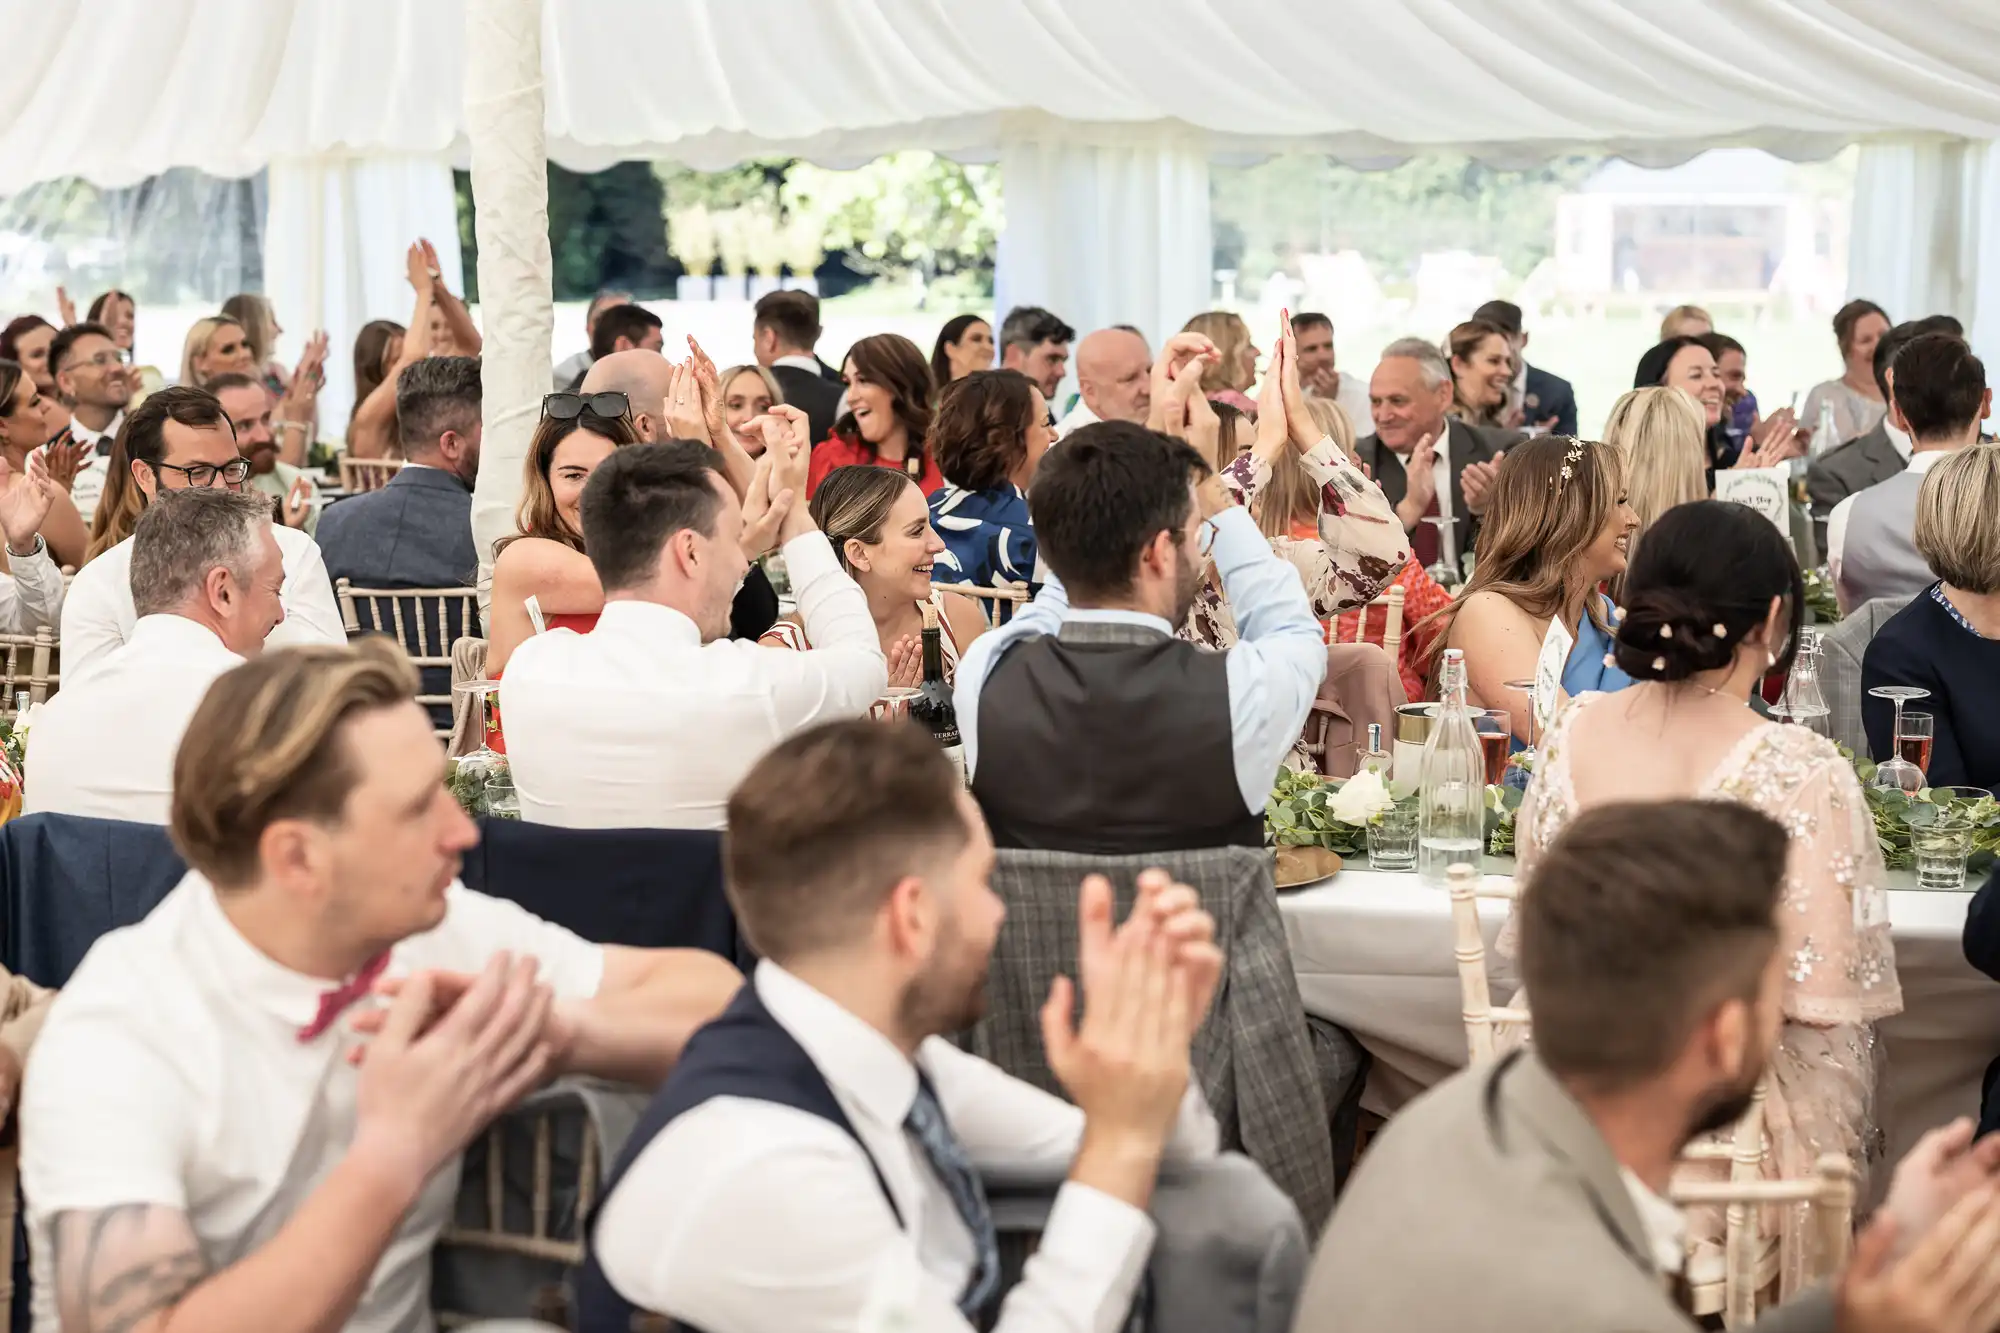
[
  {"x1": 1332, "y1": 370, "x2": 1376, "y2": 441},
  {"x1": 21, "y1": 873, "x2": 605, "y2": 1333},
  {"x1": 500, "y1": 531, "x2": 886, "y2": 829},
  {"x1": 954, "y1": 504, "x2": 1327, "y2": 814},
  {"x1": 1824, "y1": 445, "x2": 1951, "y2": 593},
  {"x1": 1053, "y1": 397, "x2": 1100, "y2": 440},
  {"x1": 1618, "y1": 1169, "x2": 1686, "y2": 1277},
  {"x1": 594, "y1": 962, "x2": 1218, "y2": 1333},
  {"x1": 0, "y1": 540, "x2": 63, "y2": 635},
  {"x1": 24, "y1": 614, "x2": 241, "y2": 823},
  {"x1": 60, "y1": 522, "x2": 343, "y2": 685},
  {"x1": 65, "y1": 411, "x2": 122, "y2": 526},
  {"x1": 1389, "y1": 424, "x2": 1456, "y2": 565}
]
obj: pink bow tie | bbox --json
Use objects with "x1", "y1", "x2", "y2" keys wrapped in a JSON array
[{"x1": 296, "y1": 953, "x2": 391, "y2": 1043}]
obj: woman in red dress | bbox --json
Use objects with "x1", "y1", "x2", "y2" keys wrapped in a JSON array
[{"x1": 806, "y1": 333, "x2": 943, "y2": 499}]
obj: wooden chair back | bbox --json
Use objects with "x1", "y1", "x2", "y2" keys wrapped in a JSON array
[
  {"x1": 1446, "y1": 863, "x2": 1529, "y2": 1061},
  {"x1": 433, "y1": 1108, "x2": 600, "y2": 1328},
  {"x1": 1670, "y1": 1146, "x2": 1853, "y2": 1326},
  {"x1": 1336, "y1": 583, "x2": 1405, "y2": 660},
  {"x1": 933, "y1": 581, "x2": 1028, "y2": 627},
  {"x1": 0, "y1": 628, "x2": 58, "y2": 713},
  {"x1": 335, "y1": 581, "x2": 481, "y2": 735},
  {"x1": 337, "y1": 455, "x2": 404, "y2": 493}
]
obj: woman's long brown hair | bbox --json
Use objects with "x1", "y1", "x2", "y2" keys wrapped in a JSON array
[{"x1": 492, "y1": 411, "x2": 642, "y2": 557}]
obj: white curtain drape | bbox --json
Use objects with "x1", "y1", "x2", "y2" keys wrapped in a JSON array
[
  {"x1": 264, "y1": 154, "x2": 461, "y2": 437},
  {"x1": 995, "y1": 134, "x2": 1212, "y2": 351},
  {"x1": 465, "y1": 0, "x2": 553, "y2": 593},
  {"x1": 1847, "y1": 138, "x2": 2000, "y2": 371}
]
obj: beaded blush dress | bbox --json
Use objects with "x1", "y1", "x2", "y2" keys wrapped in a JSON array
[{"x1": 1508, "y1": 691, "x2": 1902, "y2": 1292}]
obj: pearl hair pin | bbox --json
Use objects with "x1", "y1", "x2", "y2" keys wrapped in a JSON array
[
  {"x1": 1660, "y1": 624, "x2": 1672, "y2": 639},
  {"x1": 1653, "y1": 656, "x2": 1667, "y2": 671},
  {"x1": 1713, "y1": 623, "x2": 1728, "y2": 637},
  {"x1": 1602, "y1": 653, "x2": 1616, "y2": 668}
]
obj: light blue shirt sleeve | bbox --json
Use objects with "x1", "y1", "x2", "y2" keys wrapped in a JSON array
[
  {"x1": 954, "y1": 572, "x2": 1070, "y2": 780},
  {"x1": 1212, "y1": 506, "x2": 1330, "y2": 813}
]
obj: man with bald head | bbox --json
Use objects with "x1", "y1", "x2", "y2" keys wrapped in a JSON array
[
  {"x1": 581, "y1": 349, "x2": 782, "y2": 640},
  {"x1": 1054, "y1": 326, "x2": 1151, "y2": 439}
]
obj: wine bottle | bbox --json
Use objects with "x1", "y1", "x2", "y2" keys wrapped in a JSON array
[
  {"x1": 1418, "y1": 648, "x2": 1485, "y2": 889},
  {"x1": 909, "y1": 601, "x2": 967, "y2": 786}
]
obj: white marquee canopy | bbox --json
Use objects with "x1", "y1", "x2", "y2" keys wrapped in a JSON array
[{"x1": 5, "y1": 0, "x2": 2000, "y2": 568}]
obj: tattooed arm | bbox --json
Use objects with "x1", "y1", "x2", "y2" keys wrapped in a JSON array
[{"x1": 49, "y1": 1149, "x2": 418, "y2": 1333}]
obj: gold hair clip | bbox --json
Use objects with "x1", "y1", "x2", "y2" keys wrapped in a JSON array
[{"x1": 1550, "y1": 437, "x2": 1587, "y2": 497}]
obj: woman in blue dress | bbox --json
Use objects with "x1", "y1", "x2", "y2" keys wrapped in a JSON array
[
  {"x1": 926, "y1": 369, "x2": 1053, "y2": 601},
  {"x1": 1414, "y1": 435, "x2": 1639, "y2": 746}
]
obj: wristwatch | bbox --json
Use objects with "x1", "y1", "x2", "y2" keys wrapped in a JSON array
[{"x1": 6, "y1": 534, "x2": 45, "y2": 561}]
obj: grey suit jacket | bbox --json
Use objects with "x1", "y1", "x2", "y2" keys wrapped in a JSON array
[
  {"x1": 315, "y1": 465, "x2": 479, "y2": 590},
  {"x1": 1292, "y1": 1052, "x2": 1836, "y2": 1333},
  {"x1": 1355, "y1": 418, "x2": 1518, "y2": 567},
  {"x1": 1807, "y1": 422, "x2": 1904, "y2": 549},
  {"x1": 1821, "y1": 596, "x2": 1914, "y2": 758}
]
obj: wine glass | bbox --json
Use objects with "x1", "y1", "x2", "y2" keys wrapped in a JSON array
[
  {"x1": 1867, "y1": 685, "x2": 1932, "y2": 792},
  {"x1": 1422, "y1": 516, "x2": 1460, "y2": 589},
  {"x1": 450, "y1": 679, "x2": 505, "y2": 814},
  {"x1": 1503, "y1": 678, "x2": 1538, "y2": 790}
]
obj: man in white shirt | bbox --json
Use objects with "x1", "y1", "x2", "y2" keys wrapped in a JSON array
[
  {"x1": 502, "y1": 415, "x2": 885, "y2": 829},
  {"x1": 0, "y1": 445, "x2": 65, "y2": 635},
  {"x1": 551, "y1": 289, "x2": 634, "y2": 392},
  {"x1": 26, "y1": 489, "x2": 280, "y2": 823},
  {"x1": 1056, "y1": 326, "x2": 1151, "y2": 439},
  {"x1": 21, "y1": 639, "x2": 741, "y2": 1333},
  {"x1": 1291, "y1": 312, "x2": 1375, "y2": 439},
  {"x1": 60, "y1": 385, "x2": 343, "y2": 684},
  {"x1": 1828, "y1": 332, "x2": 1991, "y2": 612},
  {"x1": 48, "y1": 320, "x2": 132, "y2": 525},
  {"x1": 580, "y1": 718, "x2": 1225, "y2": 1333}
]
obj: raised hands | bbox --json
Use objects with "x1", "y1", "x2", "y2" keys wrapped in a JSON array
[
  {"x1": 736, "y1": 452, "x2": 795, "y2": 561},
  {"x1": 1147, "y1": 332, "x2": 1217, "y2": 436},
  {"x1": 1734, "y1": 409, "x2": 1807, "y2": 470},
  {"x1": 751, "y1": 406, "x2": 813, "y2": 543},
  {"x1": 55, "y1": 286, "x2": 76, "y2": 329},
  {"x1": 1395, "y1": 431, "x2": 1440, "y2": 532},
  {"x1": 1460, "y1": 453, "x2": 1504, "y2": 515},
  {"x1": 0, "y1": 450, "x2": 59, "y2": 553},
  {"x1": 280, "y1": 475, "x2": 314, "y2": 529},
  {"x1": 406, "y1": 241, "x2": 435, "y2": 295},
  {"x1": 885, "y1": 634, "x2": 923, "y2": 688},
  {"x1": 664, "y1": 359, "x2": 710, "y2": 446},
  {"x1": 38, "y1": 431, "x2": 93, "y2": 493},
  {"x1": 278, "y1": 330, "x2": 329, "y2": 425}
]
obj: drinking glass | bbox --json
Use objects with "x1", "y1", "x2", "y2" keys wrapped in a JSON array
[
  {"x1": 1772, "y1": 629, "x2": 1830, "y2": 735},
  {"x1": 1896, "y1": 712, "x2": 1935, "y2": 777},
  {"x1": 1502, "y1": 678, "x2": 1538, "y2": 791},
  {"x1": 484, "y1": 773, "x2": 522, "y2": 821},
  {"x1": 1421, "y1": 516, "x2": 1460, "y2": 590},
  {"x1": 449, "y1": 679, "x2": 504, "y2": 815},
  {"x1": 1867, "y1": 686, "x2": 1932, "y2": 792},
  {"x1": 1910, "y1": 787, "x2": 1985, "y2": 891},
  {"x1": 1368, "y1": 801, "x2": 1420, "y2": 872},
  {"x1": 1470, "y1": 708, "x2": 1511, "y2": 788},
  {"x1": 870, "y1": 687, "x2": 921, "y2": 723}
]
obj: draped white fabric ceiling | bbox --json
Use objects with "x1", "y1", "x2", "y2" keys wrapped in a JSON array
[{"x1": 4, "y1": 0, "x2": 2000, "y2": 192}]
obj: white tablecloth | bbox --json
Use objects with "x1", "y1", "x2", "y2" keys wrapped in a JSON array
[{"x1": 1281, "y1": 863, "x2": 2000, "y2": 1177}]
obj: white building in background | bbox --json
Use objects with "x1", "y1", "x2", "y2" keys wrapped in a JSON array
[{"x1": 1554, "y1": 149, "x2": 1848, "y2": 315}]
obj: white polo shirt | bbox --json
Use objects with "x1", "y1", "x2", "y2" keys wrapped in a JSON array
[{"x1": 21, "y1": 873, "x2": 606, "y2": 1333}]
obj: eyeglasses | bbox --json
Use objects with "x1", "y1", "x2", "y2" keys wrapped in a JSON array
[
  {"x1": 65, "y1": 351, "x2": 128, "y2": 371},
  {"x1": 149, "y1": 458, "x2": 251, "y2": 487},
  {"x1": 543, "y1": 391, "x2": 630, "y2": 422}
]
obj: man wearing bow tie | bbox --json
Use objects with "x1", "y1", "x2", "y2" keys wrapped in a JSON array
[{"x1": 19, "y1": 639, "x2": 742, "y2": 1333}]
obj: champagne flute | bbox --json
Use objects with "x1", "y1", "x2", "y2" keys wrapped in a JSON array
[
  {"x1": 1867, "y1": 685, "x2": 1931, "y2": 792},
  {"x1": 1896, "y1": 711, "x2": 1934, "y2": 777}
]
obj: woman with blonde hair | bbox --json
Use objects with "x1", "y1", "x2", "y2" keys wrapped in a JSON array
[
  {"x1": 1180, "y1": 311, "x2": 1260, "y2": 413},
  {"x1": 178, "y1": 316, "x2": 256, "y2": 389},
  {"x1": 1601, "y1": 386, "x2": 1708, "y2": 559},
  {"x1": 1658, "y1": 303, "x2": 1713, "y2": 339},
  {"x1": 220, "y1": 293, "x2": 288, "y2": 398},
  {"x1": 762, "y1": 465, "x2": 985, "y2": 684},
  {"x1": 1445, "y1": 320, "x2": 1513, "y2": 430},
  {"x1": 1418, "y1": 435, "x2": 1639, "y2": 741},
  {"x1": 716, "y1": 364, "x2": 784, "y2": 456}
]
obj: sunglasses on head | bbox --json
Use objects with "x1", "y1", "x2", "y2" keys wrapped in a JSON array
[{"x1": 543, "y1": 391, "x2": 630, "y2": 422}]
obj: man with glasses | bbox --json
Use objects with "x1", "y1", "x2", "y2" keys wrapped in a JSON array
[
  {"x1": 954, "y1": 418, "x2": 1327, "y2": 854},
  {"x1": 47, "y1": 321, "x2": 133, "y2": 524},
  {"x1": 60, "y1": 386, "x2": 344, "y2": 682}
]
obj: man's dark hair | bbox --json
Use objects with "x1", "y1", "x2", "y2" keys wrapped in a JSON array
[
  {"x1": 48, "y1": 321, "x2": 115, "y2": 377},
  {"x1": 1290, "y1": 311, "x2": 1334, "y2": 337},
  {"x1": 1028, "y1": 420, "x2": 1211, "y2": 600},
  {"x1": 202, "y1": 372, "x2": 264, "y2": 397},
  {"x1": 726, "y1": 719, "x2": 968, "y2": 960},
  {"x1": 1873, "y1": 314, "x2": 1963, "y2": 401},
  {"x1": 1520, "y1": 801, "x2": 1787, "y2": 1091},
  {"x1": 577, "y1": 440, "x2": 727, "y2": 593},
  {"x1": 122, "y1": 385, "x2": 231, "y2": 472},
  {"x1": 998, "y1": 306, "x2": 1076, "y2": 357},
  {"x1": 395, "y1": 355, "x2": 483, "y2": 457},
  {"x1": 1469, "y1": 300, "x2": 1523, "y2": 336},
  {"x1": 1697, "y1": 331, "x2": 1745, "y2": 360},
  {"x1": 753, "y1": 290, "x2": 821, "y2": 353},
  {"x1": 588, "y1": 304, "x2": 663, "y2": 361},
  {"x1": 1889, "y1": 332, "x2": 1986, "y2": 443}
]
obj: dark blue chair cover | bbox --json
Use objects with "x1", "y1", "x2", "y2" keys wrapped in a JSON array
[
  {"x1": 0, "y1": 813, "x2": 185, "y2": 988},
  {"x1": 457, "y1": 819, "x2": 749, "y2": 969}
]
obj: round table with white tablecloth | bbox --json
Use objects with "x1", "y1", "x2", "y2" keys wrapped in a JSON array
[{"x1": 1279, "y1": 859, "x2": 2000, "y2": 1183}]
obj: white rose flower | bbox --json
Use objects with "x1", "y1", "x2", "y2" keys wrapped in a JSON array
[
  {"x1": 1327, "y1": 767, "x2": 1394, "y2": 825},
  {"x1": 15, "y1": 702, "x2": 39, "y2": 737}
]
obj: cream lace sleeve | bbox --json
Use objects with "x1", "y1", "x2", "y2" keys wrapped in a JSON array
[{"x1": 1764, "y1": 751, "x2": 1903, "y2": 1027}]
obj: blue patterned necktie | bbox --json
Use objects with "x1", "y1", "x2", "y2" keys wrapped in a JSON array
[{"x1": 904, "y1": 1071, "x2": 1000, "y2": 1319}]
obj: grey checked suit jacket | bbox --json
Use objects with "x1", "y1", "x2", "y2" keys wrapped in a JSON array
[
  {"x1": 1821, "y1": 596, "x2": 1914, "y2": 758},
  {"x1": 962, "y1": 846, "x2": 1348, "y2": 1236},
  {"x1": 316, "y1": 465, "x2": 480, "y2": 591},
  {"x1": 1806, "y1": 422, "x2": 1904, "y2": 552},
  {"x1": 1292, "y1": 1051, "x2": 1837, "y2": 1333}
]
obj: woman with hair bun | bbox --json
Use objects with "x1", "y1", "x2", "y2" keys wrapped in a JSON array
[{"x1": 1511, "y1": 499, "x2": 1900, "y2": 1288}]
